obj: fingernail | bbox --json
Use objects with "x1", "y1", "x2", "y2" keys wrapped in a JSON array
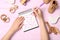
[
  {"x1": 34, "y1": 8, "x2": 36, "y2": 9},
  {"x1": 22, "y1": 17, "x2": 25, "y2": 20},
  {"x1": 33, "y1": 12, "x2": 35, "y2": 13},
  {"x1": 20, "y1": 16, "x2": 24, "y2": 18},
  {"x1": 33, "y1": 12, "x2": 37, "y2": 17}
]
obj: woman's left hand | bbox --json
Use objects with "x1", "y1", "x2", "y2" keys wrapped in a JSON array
[{"x1": 11, "y1": 16, "x2": 25, "y2": 32}]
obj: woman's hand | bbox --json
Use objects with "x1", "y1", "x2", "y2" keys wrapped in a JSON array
[
  {"x1": 2, "y1": 16, "x2": 25, "y2": 40},
  {"x1": 33, "y1": 8, "x2": 43, "y2": 19},
  {"x1": 33, "y1": 8, "x2": 49, "y2": 40},
  {"x1": 33, "y1": 8, "x2": 43, "y2": 24},
  {"x1": 11, "y1": 16, "x2": 25, "y2": 32}
]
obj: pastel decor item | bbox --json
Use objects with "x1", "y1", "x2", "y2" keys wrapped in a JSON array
[
  {"x1": 20, "y1": 0, "x2": 27, "y2": 5},
  {"x1": 9, "y1": 5, "x2": 18, "y2": 13},
  {"x1": 48, "y1": 0, "x2": 58, "y2": 13},
  {"x1": 43, "y1": 0, "x2": 51, "y2": 4},
  {"x1": 48, "y1": 16, "x2": 60, "y2": 24},
  {"x1": 20, "y1": 0, "x2": 30, "y2": 5},
  {"x1": 0, "y1": 14, "x2": 10, "y2": 23}
]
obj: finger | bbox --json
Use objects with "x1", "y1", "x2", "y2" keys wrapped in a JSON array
[
  {"x1": 16, "y1": 16, "x2": 24, "y2": 23},
  {"x1": 33, "y1": 7, "x2": 37, "y2": 10},
  {"x1": 34, "y1": 8, "x2": 38, "y2": 12},
  {"x1": 33, "y1": 12, "x2": 36, "y2": 17},
  {"x1": 38, "y1": 8, "x2": 41, "y2": 13},
  {"x1": 18, "y1": 23, "x2": 24, "y2": 30},
  {"x1": 32, "y1": 8, "x2": 37, "y2": 17},
  {"x1": 38, "y1": 8, "x2": 43, "y2": 18},
  {"x1": 18, "y1": 16, "x2": 24, "y2": 21},
  {"x1": 18, "y1": 17, "x2": 25, "y2": 25},
  {"x1": 33, "y1": 7, "x2": 38, "y2": 12},
  {"x1": 14, "y1": 16, "x2": 24, "y2": 26},
  {"x1": 33, "y1": 9, "x2": 39, "y2": 16},
  {"x1": 15, "y1": 16, "x2": 23, "y2": 21}
]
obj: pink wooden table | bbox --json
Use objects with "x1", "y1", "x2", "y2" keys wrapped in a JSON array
[{"x1": 0, "y1": 0, "x2": 60, "y2": 40}]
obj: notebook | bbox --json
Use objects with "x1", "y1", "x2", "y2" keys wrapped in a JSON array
[{"x1": 18, "y1": 9, "x2": 38, "y2": 32}]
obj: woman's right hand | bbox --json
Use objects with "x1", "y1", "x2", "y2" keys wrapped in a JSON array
[
  {"x1": 33, "y1": 8, "x2": 49, "y2": 40},
  {"x1": 33, "y1": 8, "x2": 43, "y2": 21},
  {"x1": 33, "y1": 8, "x2": 43, "y2": 19}
]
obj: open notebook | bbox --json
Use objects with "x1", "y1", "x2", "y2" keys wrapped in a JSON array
[{"x1": 18, "y1": 9, "x2": 38, "y2": 32}]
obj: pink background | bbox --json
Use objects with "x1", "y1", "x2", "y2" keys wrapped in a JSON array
[{"x1": 0, "y1": 0, "x2": 60, "y2": 40}]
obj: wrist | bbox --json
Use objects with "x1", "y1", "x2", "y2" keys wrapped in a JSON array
[
  {"x1": 9, "y1": 27, "x2": 17, "y2": 33},
  {"x1": 36, "y1": 16, "x2": 44, "y2": 24},
  {"x1": 36, "y1": 14, "x2": 43, "y2": 19},
  {"x1": 9, "y1": 29, "x2": 15, "y2": 34}
]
